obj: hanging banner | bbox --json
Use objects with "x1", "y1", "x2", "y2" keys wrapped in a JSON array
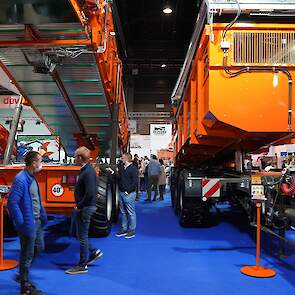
[
  {"x1": 128, "y1": 120, "x2": 137, "y2": 134},
  {"x1": 130, "y1": 135, "x2": 151, "y2": 157},
  {"x1": 150, "y1": 124, "x2": 172, "y2": 155}
]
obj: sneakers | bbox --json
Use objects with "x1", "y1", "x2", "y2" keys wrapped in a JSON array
[
  {"x1": 87, "y1": 249, "x2": 103, "y2": 265},
  {"x1": 65, "y1": 265, "x2": 88, "y2": 275},
  {"x1": 21, "y1": 283, "x2": 42, "y2": 295},
  {"x1": 125, "y1": 231, "x2": 135, "y2": 239},
  {"x1": 116, "y1": 230, "x2": 127, "y2": 237}
]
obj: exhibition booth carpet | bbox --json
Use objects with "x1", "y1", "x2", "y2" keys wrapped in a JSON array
[{"x1": 1, "y1": 194, "x2": 295, "y2": 295}]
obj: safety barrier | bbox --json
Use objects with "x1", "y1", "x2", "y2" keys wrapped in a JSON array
[{"x1": 240, "y1": 198, "x2": 276, "y2": 278}]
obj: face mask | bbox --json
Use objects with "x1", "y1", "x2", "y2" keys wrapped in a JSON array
[{"x1": 34, "y1": 164, "x2": 43, "y2": 172}]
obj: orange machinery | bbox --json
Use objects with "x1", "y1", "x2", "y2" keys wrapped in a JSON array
[
  {"x1": 0, "y1": 0, "x2": 129, "y2": 157},
  {"x1": 170, "y1": 1, "x2": 295, "y2": 258},
  {"x1": 0, "y1": 166, "x2": 80, "y2": 215},
  {"x1": 173, "y1": 20, "x2": 295, "y2": 166},
  {"x1": 0, "y1": 0, "x2": 128, "y2": 235}
]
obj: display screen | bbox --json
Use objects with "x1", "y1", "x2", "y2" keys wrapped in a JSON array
[{"x1": 16, "y1": 135, "x2": 60, "y2": 163}]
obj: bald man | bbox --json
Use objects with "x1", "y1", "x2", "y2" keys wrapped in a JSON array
[{"x1": 65, "y1": 146, "x2": 103, "y2": 275}]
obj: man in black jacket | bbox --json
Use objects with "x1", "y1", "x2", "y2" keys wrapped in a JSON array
[
  {"x1": 65, "y1": 147, "x2": 103, "y2": 275},
  {"x1": 116, "y1": 153, "x2": 139, "y2": 239}
]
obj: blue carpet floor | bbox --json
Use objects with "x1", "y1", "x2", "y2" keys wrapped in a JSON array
[{"x1": 1, "y1": 193, "x2": 295, "y2": 295}]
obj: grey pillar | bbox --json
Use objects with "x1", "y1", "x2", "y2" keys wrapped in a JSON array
[
  {"x1": 235, "y1": 150, "x2": 244, "y2": 173},
  {"x1": 110, "y1": 64, "x2": 121, "y2": 169},
  {"x1": 3, "y1": 96, "x2": 23, "y2": 165}
]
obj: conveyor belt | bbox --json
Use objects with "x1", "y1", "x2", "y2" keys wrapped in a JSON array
[{"x1": 0, "y1": 1, "x2": 126, "y2": 156}]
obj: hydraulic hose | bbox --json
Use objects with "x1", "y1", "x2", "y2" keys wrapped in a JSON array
[{"x1": 222, "y1": 0, "x2": 241, "y2": 42}]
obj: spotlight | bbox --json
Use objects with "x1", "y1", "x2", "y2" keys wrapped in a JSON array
[{"x1": 163, "y1": 7, "x2": 172, "y2": 14}]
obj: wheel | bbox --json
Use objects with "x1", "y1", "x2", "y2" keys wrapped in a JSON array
[
  {"x1": 170, "y1": 168, "x2": 177, "y2": 209},
  {"x1": 178, "y1": 177, "x2": 210, "y2": 227},
  {"x1": 89, "y1": 176, "x2": 112, "y2": 237},
  {"x1": 179, "y1": 196, "x2": 210, "y2": 227},
  {"x1": 170, "y1": 184, "x2": 176, "y2": 208},
  {"x1": 174, "y1": 182, "x2": 180, "y2": 215},
  {"x1": 111, "y1": 181, "x2": 120, "y2": 222}
]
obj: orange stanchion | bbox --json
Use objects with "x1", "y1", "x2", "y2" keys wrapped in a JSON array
[
  {"x1": 240, "y1": 200, "x2": 276, "y2": 278},
  {"x1": 0, "y1": 196, "x2": 17, "y2": 271}
]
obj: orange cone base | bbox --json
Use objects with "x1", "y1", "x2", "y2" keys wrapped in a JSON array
[
  {"x1": 0, "y1": 260, "x2": 18, "y2": 271},
  {"x1": 241, "y1": 266, "x2": 276, "y2": 278}
]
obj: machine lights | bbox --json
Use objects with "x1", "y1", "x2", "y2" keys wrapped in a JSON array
[
  {"x1": 163, "y1": 7, "x2": 172, "y2": 14},
  {"x1": 163, "y1": 1, "x2": 173, "y2": 15}
]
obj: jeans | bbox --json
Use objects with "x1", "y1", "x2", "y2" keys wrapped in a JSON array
[
  {"x1": 76, "y1": 206, "x2": 97, "y2": 267},
  {"x1": 147, "y1": 175, "x2": 159, "y2": 200},
  {"x1": 19, "y1": 219, "x2": 44, "y2": 286},
  {"x1": 119, "y1": 192, "x2": 136, "y2": 232}
]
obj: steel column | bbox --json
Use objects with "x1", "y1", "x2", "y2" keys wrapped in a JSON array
[
  {"x1": 110, "y1": 63, "x2": 121, "y2": 169},
  {"x1": 3, "y1": 96, "x2": 23, "y2": 165}
]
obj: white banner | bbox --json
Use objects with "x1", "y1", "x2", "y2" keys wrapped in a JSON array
[
  {"x1": 130, "y1": 135, "x2": 151, "y2": 158},
  {"x1": 150, "y1": 124, "x2": 172, "y2": 155},
  {"x1": 128, "y1": 120, "x2": 137, "y2": 134}
]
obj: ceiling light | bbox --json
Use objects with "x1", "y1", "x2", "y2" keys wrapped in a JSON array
[
  {"x1": 163, "y1": 7, "x2": 172, "y2": 14},
  {"x1": 161, "y1": 64, "x2": 167, "y2": 68}
]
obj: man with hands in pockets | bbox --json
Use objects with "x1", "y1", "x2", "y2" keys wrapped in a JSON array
[
  {"x1": 114, "y1": 153, "x2": 139, "y2": 239},
  {"x1": 65, "y1": 146, "x2": 103, "y2": 275}
]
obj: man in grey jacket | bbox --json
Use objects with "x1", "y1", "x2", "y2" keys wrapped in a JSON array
[{"x1": 145, "y1": 155, "x2": 161, "y2": 201}]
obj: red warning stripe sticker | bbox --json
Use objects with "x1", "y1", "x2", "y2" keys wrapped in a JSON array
[{"x1": 202, "y1": 179, "x2": 221, "y2": 197}]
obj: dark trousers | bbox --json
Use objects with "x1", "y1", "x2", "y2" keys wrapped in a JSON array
[
  {"x1": 19, "y1": 219, "x2": 44, "y2": 287},
  {"x1": 136, "y1": 179, "x2": 139, "y2": 199},
  {"x1": 159, "y1": 184, "x2": 165, "y2": 200},
  {"x1": 76, "y1": 206, "x2": 97, "y2": 267},
  {"x1": 144, "y1": 174, "x2": 149, "y2": 191},
  {"x1": 147, "y1": 175, "x2": 159, "y2": 200},
  {"x1": 140, "y1": 177, "x2": 145, "y2": 191}
]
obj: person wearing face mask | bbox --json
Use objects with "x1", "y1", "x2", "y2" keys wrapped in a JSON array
[{"x1": 7, "y1": 151, "x2": 47, "y2": 295}]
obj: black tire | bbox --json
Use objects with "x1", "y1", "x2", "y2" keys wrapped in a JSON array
[
  {"x1": 174, "y1": 184, "x2": 179, "y2": 215},
  {"x1": 89, "y1": 176, "x2": 113, "y2": 237},
  {"x1": 171, "y1": 184, "x2": 176, "y2": 208},
  {"x1": 170, "y1": 168, "x2": 177, "y2": 209},
  {"x1": 179, "y1": 195, "x2": 210, "y2": 227},
  {"x1": 178, "y1": 178, "x2": 210, "y2": 227},
  {"x1": 111, "y1": 181, "x2": 120, "y2": 223},
  {"x1": 174, "y1": 176, "x2": 183, "y2": 216}
]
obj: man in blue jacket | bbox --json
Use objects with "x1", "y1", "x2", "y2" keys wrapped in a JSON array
[{"x1": 8, "y1": 151, "x2": 47, "y2": 295}]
